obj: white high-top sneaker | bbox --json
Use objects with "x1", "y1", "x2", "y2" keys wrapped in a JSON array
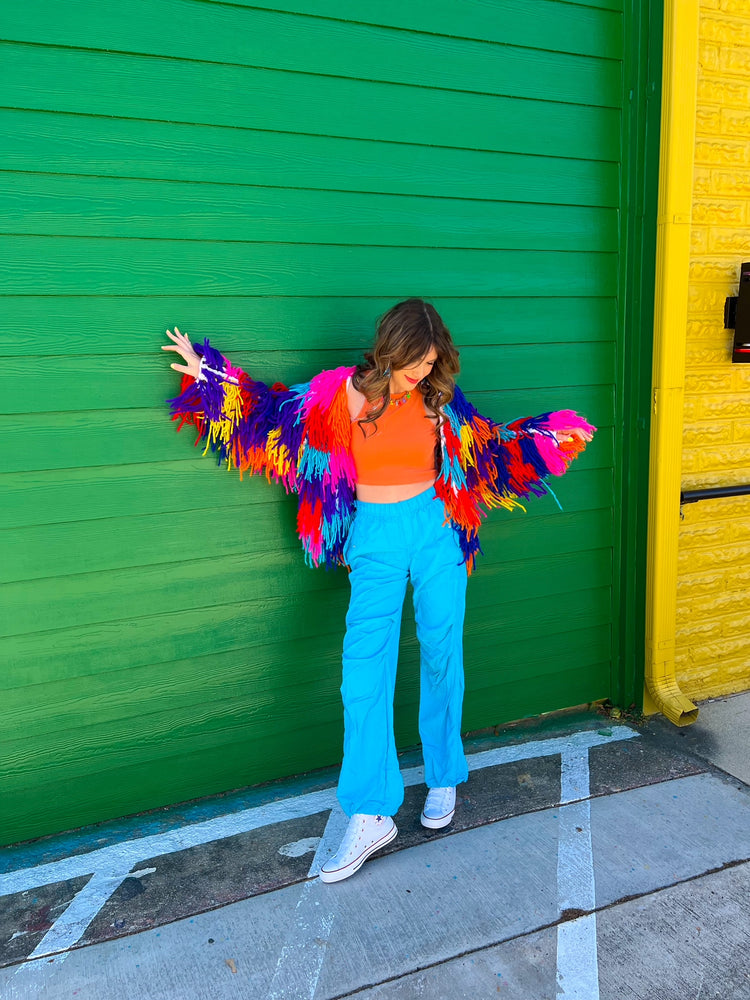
[
  {"x1": 319, "y1": 813, "x2": 397, "y2": 883},
  {"x1": 420, "y1": 786, "x2": 456, "y2": 829}
]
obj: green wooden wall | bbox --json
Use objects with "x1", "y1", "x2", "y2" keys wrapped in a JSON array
[{"x1": 1, "y1": 0, "x2": 651, "y2": 846}]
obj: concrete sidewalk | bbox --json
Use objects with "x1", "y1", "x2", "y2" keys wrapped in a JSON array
[{"x1": 2, "y1": 694, "x2": 750, "y2": 999}]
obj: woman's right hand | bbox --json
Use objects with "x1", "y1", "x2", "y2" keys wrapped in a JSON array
[{"x1": 161, "y1": 327, "x2": 201, "y2": 379}]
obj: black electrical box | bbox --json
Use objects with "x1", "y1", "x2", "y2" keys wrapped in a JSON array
[{"x1": 727, "y1": 261, "x2": 750, "y2": 363}]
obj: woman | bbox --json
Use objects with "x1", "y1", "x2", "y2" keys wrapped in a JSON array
[{"x1": 162, "y1": 298, "x2": 594, "y2": 884}]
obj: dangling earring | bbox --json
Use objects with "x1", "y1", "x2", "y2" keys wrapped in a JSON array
[{"x1": 383, "y1": 364, "x2": 391, "y2": 378}]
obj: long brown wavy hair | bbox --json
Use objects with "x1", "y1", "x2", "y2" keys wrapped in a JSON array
[{"x1": 352, "y1": 298, "x2": 460, "y2": 432}]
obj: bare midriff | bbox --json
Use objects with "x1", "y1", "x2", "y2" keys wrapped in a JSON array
[{"x1": 356, "y1": 479, "x2": 436, "y2": 504}]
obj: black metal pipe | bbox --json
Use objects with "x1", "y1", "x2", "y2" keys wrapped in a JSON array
[{"x1": 680, "y1": 484, "x2": 750, "y2": 505}]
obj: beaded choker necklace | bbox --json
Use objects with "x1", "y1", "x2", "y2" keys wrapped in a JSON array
[{"x1": 388, "y1": 391, "x2": 412, "y2": 408}]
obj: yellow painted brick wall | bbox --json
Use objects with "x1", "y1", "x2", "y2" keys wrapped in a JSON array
[{"x1": 678, "y1": 0, "x2": 750, "y2": 699}]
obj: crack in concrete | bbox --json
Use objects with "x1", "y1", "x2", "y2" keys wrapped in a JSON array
[{"x1": 324, "y1": 857, "x2": 750, "y2": 1000}]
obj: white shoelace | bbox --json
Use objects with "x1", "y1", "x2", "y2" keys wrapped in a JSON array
[
  {"x1": 333, "y1": 814, "x2": 382, "y2": 858},
  {"x1": 425, "y1": 787, "x2": 455, "y2": 814}
]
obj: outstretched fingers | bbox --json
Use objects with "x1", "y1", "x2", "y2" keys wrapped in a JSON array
[{"x1": 161, "y1": 327, "x2": 201, "y2": 378}]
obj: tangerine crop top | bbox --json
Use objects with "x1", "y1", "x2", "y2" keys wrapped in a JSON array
[{"x1": 350, "y1": 389, "x2": 438, "y2": 486}]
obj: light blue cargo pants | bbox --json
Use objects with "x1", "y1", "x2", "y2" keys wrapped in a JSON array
[{"x1": 337, "y1": 486, "x2": 469, "y2": 817}]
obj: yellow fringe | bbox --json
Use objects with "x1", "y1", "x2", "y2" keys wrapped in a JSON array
[
  {"x1": 222, "y1": 383, "x2": 244, "y2": 425},
  {"x1": 265, "y1": 427, "x2": 292, "y2": 480},
  {"x1": 458, "y1": 425, "x2": 477, "y2": 468}
]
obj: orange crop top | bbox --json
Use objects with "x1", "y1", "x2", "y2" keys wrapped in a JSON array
[{"x1": 351, "y1": 389, "x2": 438, "y2": 486}]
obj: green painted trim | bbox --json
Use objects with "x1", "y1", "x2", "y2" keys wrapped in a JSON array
[{"x1": 612, "y1": 0, "x2": 664, "y2": 710}]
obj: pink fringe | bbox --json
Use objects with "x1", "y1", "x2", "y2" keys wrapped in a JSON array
[
  {"x1": 538, "y1": 410, "x2": 597, "y2": 436},
  {"x1": 534, "y1": 434, "x2": 569, "y2": 476},
  {"x1": 325, "y1": 450, "x2": 357, "y2": 487},
  {"x1": 302, "y1": 365, "x2": 357, "y2": 418},
  {"x1": 224, "y1": 360, "x2": 245, "y2": 382}
]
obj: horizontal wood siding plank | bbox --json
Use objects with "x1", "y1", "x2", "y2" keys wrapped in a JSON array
[
  {"x1": 2, "y1": 2, "x2": 621, "y2": 107},
  {"x1": 1, "y1": 342, "x2": 615, "y2": 414},
  {"x1": 7, "y1": 625, "x2": 610, "y2": 745},
  {"x1": 462, "y1": 661, "x2": 612, "y2": 734},
  {"x1": 1, "y1": 586, "x2": 613, "y2": 790},
  {"x1": 0, "y1": 718, "x2": 343, "y2": 811},
  {"x1": 462, "y1": 623, "x2": 613, "y2": 694},
  {"x1": 2, "y1": 640, "x2": 344, "y2": 748},
  {"x1": 2, "y1": 109, "x2": 620, "y2": 207},
  {"x1": 2, "y1": 502, "x2": 613, "y2": 586},
  {"x1": 0, "y1": 498, "x2": 612, "y2": 647},
  {"x1": 194, "y1": 0, "x2": 623, "y2": 57},
  {"x1": 1, "y1": 543, "x2": 612, "y2": 691},
  {"x1": 3, "y1": 622, "x2": 611, "y2": 746},
  {"x1": 0, "y1": 43, "x2": 620, "y2": 160},
  {"x1": 0, "y1": 723, "x2": 338, "y2": 845},
  {"x1": 3, "y1": 295, "x2": 617, "y2": 357},
  {"x1": 2, "y1": 173, "x2": 618, "y2": 251},
  {"x1": 7, "y1": 618, "x2": 610, "y2": 750},
  {"x1": 0, "y1": 238, "x2": 619, "y2": 298},
  {"x1": 1, "y1": 459, "x2": 268, "y2": 530},
  {"x1": 0, "y1": 532, "x2": 613, "y2": 638}
]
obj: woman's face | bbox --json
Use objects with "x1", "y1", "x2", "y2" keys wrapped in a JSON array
[{"x1": 389, "y1": 347, "x2": 438, "y2": 395}]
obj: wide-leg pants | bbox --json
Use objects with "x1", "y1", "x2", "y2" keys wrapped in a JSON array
[{"x1": 337, "y1": 486, "x2": 469, "y2": 818}]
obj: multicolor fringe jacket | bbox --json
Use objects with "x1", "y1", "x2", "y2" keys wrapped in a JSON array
[{"x1": 169, "y1": 339, "x2": 595, "y2": 573}]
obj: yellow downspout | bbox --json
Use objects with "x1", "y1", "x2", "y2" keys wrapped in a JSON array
[{"x1": 643, "y1": 0, "x2": 700, "y2": 725}]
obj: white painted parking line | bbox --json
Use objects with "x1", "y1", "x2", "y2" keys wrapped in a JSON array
[
  {"x1": 8, "y1": 868, "x2": 155, "y2": 996},
  {"x1": 265, "y1": 804, "x2": 349, "y2": 1000},
  {"x1": 0, "y1": 786, "x2": 340, "y2": 897},
  {"x1": 556, "y1": 915, "x2": 600, "y2": 999},
  {"x1": 2, "y1": 725, "x2": 637, "y2": 995},
  {"x1": 556, "y1": 746, "x2": 599, "y2": 998}
]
